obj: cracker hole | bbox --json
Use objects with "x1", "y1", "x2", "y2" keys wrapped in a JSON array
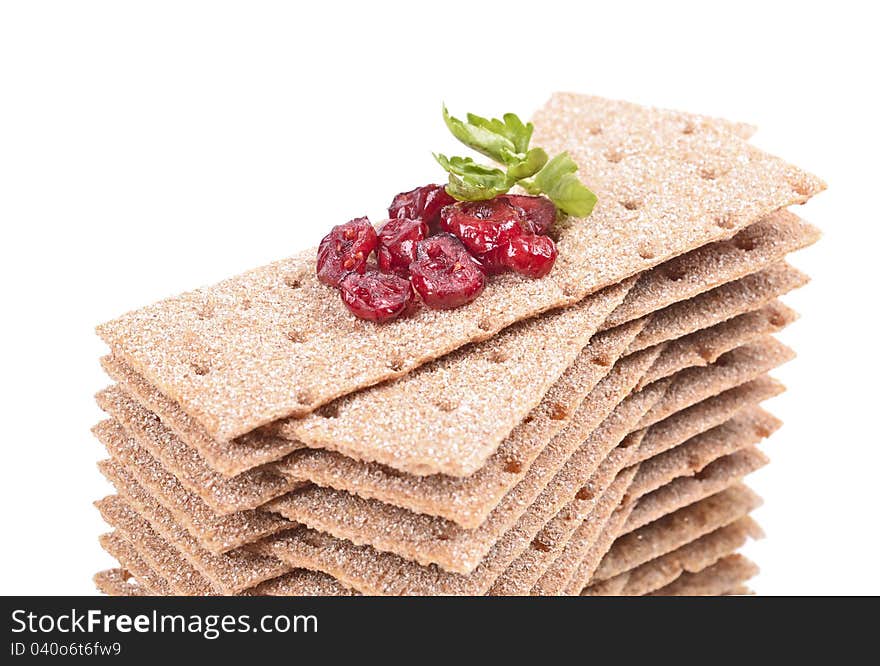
[
  {"x1": 699, "y1": 167, "x2": 719, "y2": 180},
  {"x1": 768, "y1": 312, "x2": 787, "y2": 328},
  {"x1": 190, "y1": 362, "x2": 210, "y2": 377},
  {"x1": 754, "y1": 424, "x2": 773, "y2": 438},
  {"x1": 286, "y1": 329, "x2": 308, "y2": 344},
  {"x1": 637, "y1": 244, "x2": 657, "y2": 260},
  {"x1": 682, "y1": 121, "x2": 696, "y2": 135},
  {"x1": 715, "y1": 213, "x2": 737, "y2": 229},
  {"x1": 789, "y1": 178, "x2": 812, "y2": 197},
  {"x1": 488, "y1": 350, "x2": 510, "y2": 364},
  {"x1": 283, "y1": 274, "x2": 305, "y2": 289},
  {"x1": 387, "y1": 356, "x2": 405, "y2": 372},
  {"x1": 434, "y1": 399, "x2": 459, "y2": 413},
  {"x1": 687, "y1": 454, "x2": 704, "y2": 472},
  {"x1": 522, "y1": 415, "x2": 535, "y2": 425},
  {"x1": 530, "y1": 538, "x2": 552, "y2": 553},
  {"x1": 620, "y1": 198, "x2": 642, "y2": 211},
  {"x1": 589, "y1": 126, "x2": 603, "y2": 135},
  {"x1": 241, "y1": 298, "x2": 252, "y2": 310},
  {"x1": 296, "y1": 390, "x2": 315, "y2": 405},
  {"x1": 604, "y1": 149, "x2": 624, "y2": 164},
  {"x1": 548, "y1": 403, "x2": 568, "y2": 420},
  {"x1": 575, "y1": 486, "x2": 595, "y2": 501},
  {"x1": 478, "y1": 318, "x2": 494, "y2": 332},
  {"x1": 562, "y1": 284, "x2": 578, "y2": 298},
  {"x1": 697, "y1": 345, "x2": 716, "y2": 363},
  {"x1": 591, "y1": 354, "x2": 612, "y2": 367},
  {"x1": 504, "y1": 459, "x2": 523, "y2": 474}
]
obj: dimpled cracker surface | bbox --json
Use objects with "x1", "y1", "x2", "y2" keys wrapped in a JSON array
[
  {"x1": 638, "y1": 337, "x2": 793, "y2": 428},
  {"x1": 586, "y1": 516, "x2": 762, "y2": 596},
  {"x1": 99, "y1": 465, "x2": 293, "y2": 594},
  {"x1": 97, "y1": 425, "x2": 293, "y2": 554},
  {"x1": 256, "y1": 382, "x2": 665, "y2": 594},
  {"x1": 102, "y1": 210, "x2": 812, "y2": 476},
  {"x1": 531, "y1": 383, "x2": 776, "y2": 595},
  {"x1": 599, "y1": 211, "x2": 818, "y2": 330},
  {"x1": 276, "y1": 320, "x2": 644, "y2": 527},
  {"x1": 631, "y1": 376, "x2": 783, "y2": 465},
  {"x1": 637, "y1": 301, "x2": 796, "y2": 389},
  {"x1": 626, "y1": 262, "x2": 808, "y2": 353},
  {"x1": 98, "y1": 533, "x2": 171, "y2": 595},
  {"x1": 277, "y1": 282, "x2": 632, "y2": 476},
  {"x1": 96, "y1": 93, "x2": 823, "y2": 443},
  {"x1": 93, "y1": 396, "x2": 302, "y2": 514},
  {"x1": 265, "y1": 355, "x2": 664, "y2": 574},
  {"x1": 623, "y1": 447, "x2": 768, "y2": 534},
  {"x1": 95, "y1": 497, "x2": 215, "y2": 596},
  {"x1": 627, "y1": 407, "x2": 780, "y2": 499},
  {"x1": 489, "y1": 452, "x2": 641, "y2": 595},
  {"x1": 593, "y1": 484, "x2": 762, "y2": 583},
  {"x1": 94, "y1": 569, "x2": 153, "y2": 597},
  {"x1": 649, "y1": 554, "x2": 758, "y2": 596}
]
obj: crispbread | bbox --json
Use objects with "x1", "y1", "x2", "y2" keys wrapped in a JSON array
[
  {"x1": 256, "y1": 382, "x2": 665, "y2": 594},
  {"x1": 99, "y1": 212, "x2": 816, "y2": 480},
  {"x1": 98, "y1": 467, "x2": 291, "y2": 594},
  {"x1": 489, "y1": 459, "x2": 641, "y2": 595},
  {"x1": 631, "y1": 376, "x2": 783, "y2": 466},
  {"x1": 563, "y1": 499, "x2": 635, "y2": 595},
  {"x1": 586, "y1": 516, "x2": 762, "y2": 596},
  {"x1": 600, "y1": 212, "x2": 818, "y2": 331},
  {"x1": 98, "y1": 532, "x2": 170, "y2": 595},
  {"x1": 265, "y1": 357, "x2": 664, "y2": 574},
  {"x1": 97, "y1": 93, "x2": 823, "y2": 443},
  {"x1": 626, "y1": 407, "x2": 780, "y2": 499},
  {"x1": 244, "y1": 571, "x2": 357, "y2": 597},
  {"x1": 93, "y1": 396, "x2": 302, "y2": 514},
  {"x1": 636, "y1": 301, "x2": 796, "y2": 389},
  {"x1": 275, "y1": 281, "x2": 633, "y2": 476},
  {"x1": 638, "y1": 337, "x2": 793, "y2": 428},
  {"x1": 626, "y1": 262, "x2": 807, "y2": 353},
  {"x1": 649, "y1": 554, "x2": 758, "y2": 595},
  {"x1": 623, "y1": 447, "x2": 769, "y2": 534},
  {"x1": 530, "y1": 393, "x2": 777, "y2": 595},
  {"x1": 275, "y1": 320, "x2": 644, "y2": 527},
  {"x1": 95, "y1": 496, "x2": 214, "y2": 596},
  {"x1": 593, "y1": 485, "x2": 763, "y2": 583},
  {"x1": 97, "y1": 425, "x2": 293, "y2": 554},
  {"x1": 94, "y1": 569, "x2": 152, "y2": 597}
]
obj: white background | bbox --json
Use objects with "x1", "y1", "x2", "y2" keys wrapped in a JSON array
[{"x1": 1, "y1": 1, "x2": 877, "y2": 595}]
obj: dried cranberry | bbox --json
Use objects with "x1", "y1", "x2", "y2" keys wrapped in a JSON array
[
  {"x1": 410, "y1": 234, "x2": 485, "y2": 310},
  {"x1": 388, "y1": 184, "x2": 455, "y2": 230},
  {"x1": 316, "y1": 217, "x2": 377, "y2": 287},
  {"x1": 500, "y1": 233, "x2": 558, "y2": 278},
  {"x1": 501, "y1": 195, "x2": 557, "y2": 235},
  {"x1": 377, "y1": 218, "x2": 428, "y2": 277},
  {"x1": 338, "y1": 271, "x2": 414, "y2": 323},
  {"x1": 439, "y1": 198, "x2": 526, "y2": 255}
]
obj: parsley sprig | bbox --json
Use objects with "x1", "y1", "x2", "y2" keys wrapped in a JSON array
[{"x1": 434, "y1": 106, "x2": 598, "y2": 217}]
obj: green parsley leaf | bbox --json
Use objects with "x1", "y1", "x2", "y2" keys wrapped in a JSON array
[
  {"x1": 529, "y1": 152, "x2": 598, "y2": 217},
  {"x1": 443, "y1": 106, "x2": 518, "y2": 165},
  {"x1": 465, "y1": 112, "x2": 534, "y2": 156},
  {"x1": 505, "y1": 147, "x2": 548, "y2": 181},
  {"x1": 434, "y1": 153, "x2": 511, "y2": 201}
]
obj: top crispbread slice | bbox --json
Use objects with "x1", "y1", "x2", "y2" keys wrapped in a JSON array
[{"x1": 96, "y1": 94, "x2": 824, "y2": 442}]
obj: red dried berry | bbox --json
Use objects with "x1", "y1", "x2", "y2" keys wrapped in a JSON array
[
  {"x1": 377, "y1": 218, "x2": 428, "y2": 277},
  {"x1": 501, "y1": 195, "x2": 557, "y2": 235},
  {"x1": 388, "y1": 184, "x2": 455, "y2": 230},
  {"x1": 439, "y1": 198, "x2": 526, "y2": 255},
  {"x1": 316, "y1": 217, "x2": 378, "y2": 287},
  {"x1": 500, "y1": 233, "x2": 558, "y2": 279},
  {"x1": 338, "y1": 271, "x2": 414, "y2": 323},
  {"x1": 410, "y1": 234, "x2": 485, "y2": 310}
]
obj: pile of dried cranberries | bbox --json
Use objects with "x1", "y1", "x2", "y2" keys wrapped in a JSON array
[{"x1": 316, "y1": 184, "x2": 559, "y2": 323}]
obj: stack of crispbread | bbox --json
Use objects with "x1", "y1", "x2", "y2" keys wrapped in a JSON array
[{"x1": 91, "y1": 93, "x2": 823, "y2": 596}]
